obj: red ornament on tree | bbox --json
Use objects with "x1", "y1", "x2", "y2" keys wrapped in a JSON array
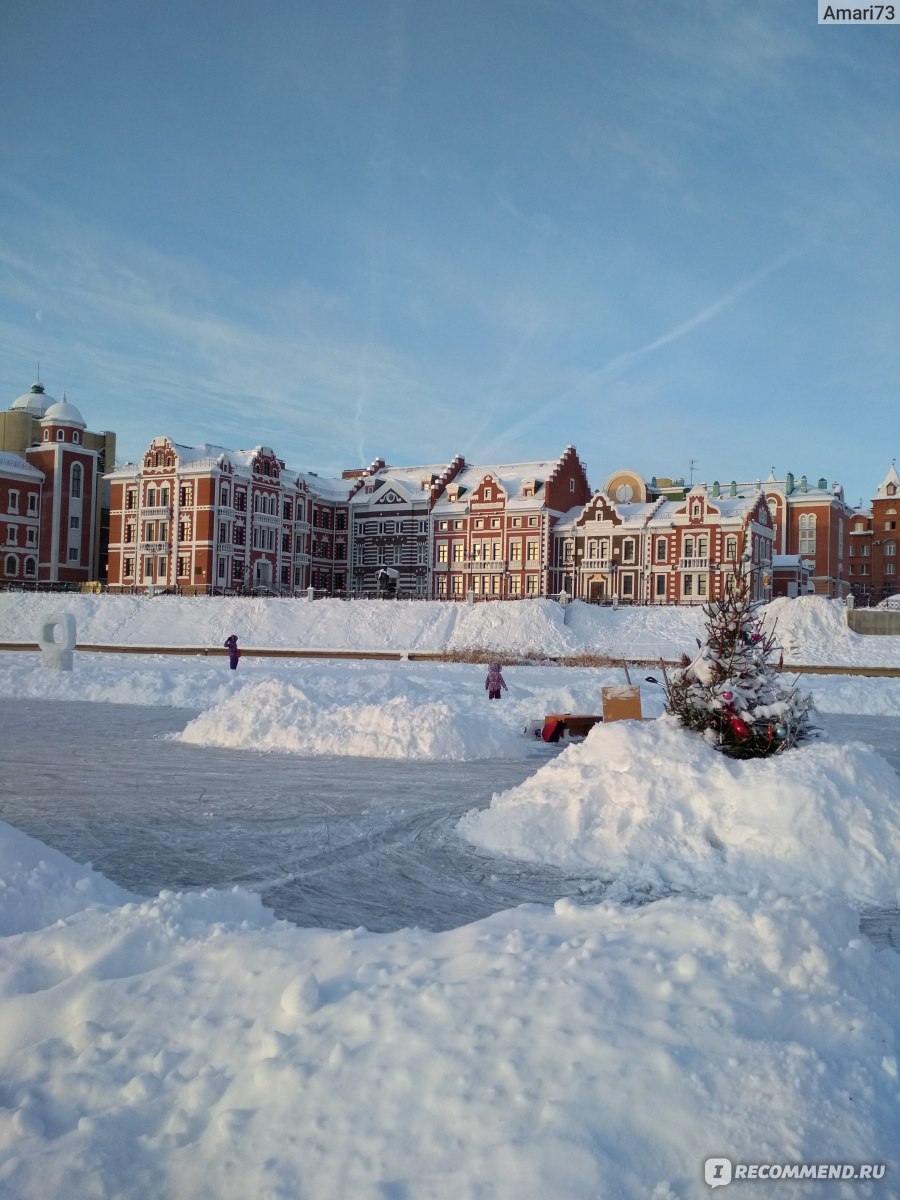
[{"x1": 725, "y1": 711, "x2": 750, "y2": 739}]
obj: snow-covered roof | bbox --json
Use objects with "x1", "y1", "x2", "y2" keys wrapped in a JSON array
[
  {"x1": 10, "y1": 383, "x2": 54, "y2": 417},
  {"x1": 431, "y1": 458, "x2": 567, "y2": 513},
  {"x1": 42, "y1": 394, "x2": 85, "y2": 427},
  {"x1": 0, "y1": 450, "x2": 43, "y2": 479},
  {"x1": 350, "y1": 463, "x2": 450, "y2": 506},
  {"x1": 874, "y1": 463, "x2": 900, "y2": 499}
]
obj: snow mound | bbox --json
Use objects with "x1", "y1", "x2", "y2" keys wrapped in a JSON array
[
  {"x1": 0, "y1": 821, "x2": 135, "y2": 935},
  {"x1": 176, "y1": 680, "x2": 530, "y2": 760},
  {"x1": 458, "y1": 716, "x2": 900, "y2": 905}
]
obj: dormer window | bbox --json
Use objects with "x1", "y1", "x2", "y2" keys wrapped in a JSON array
[
  {"x1": 484, "y1": 488, "x2": 492, "y2": 500},
  {"x1": 691, "y1": 500, "x2": 701, "y2": 518}
]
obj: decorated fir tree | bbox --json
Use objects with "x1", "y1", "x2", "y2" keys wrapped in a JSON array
[{"x1": 664, "y1": 564, "x2": 812, "y2": 759}]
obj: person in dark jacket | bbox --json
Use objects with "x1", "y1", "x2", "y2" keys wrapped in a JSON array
[
  {"x1": 224, "y1": 634, "x2": 240, "y2": 670},
  {"x1": 485, "y1": 661, "x2": 508, "y2": 700}
]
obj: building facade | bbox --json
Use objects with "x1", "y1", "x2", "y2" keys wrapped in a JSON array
[
  {"x1": 0, "y1": 384, "x2": 115, "y2": 584},
  {"x1": 847, "y1": 463, "x2": 900, "y2": 605},
  {"x1": 429, "y1": 447, "x2": 592, "y2": 600},
  {"x1": 553, "y1": 470, "x2": 774, "y2": 605},
  {"x1": 105, "y1": 438, "x2": 351, "y2": 594}
]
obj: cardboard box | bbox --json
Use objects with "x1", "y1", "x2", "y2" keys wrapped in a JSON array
[{"x1": 601, "y1": 685, "x2": 643, "y2": 722}]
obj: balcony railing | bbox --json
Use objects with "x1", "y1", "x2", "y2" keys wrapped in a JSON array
[
  {"x1": 679, "y1": 557, "x2": 710, "y2": 570},
  {"x1": 462, "y1": 560, "x2": 508, "y2": 572},
  {"x1": 141, "y1": 506, "x2": 171, "y2": 520},
  {"x1": 578, "y1": 558, "x2": 611, "y2": 571},
  {"x1": 140, "y1": 542, "x2": 169, "y2": 554},
  {"x1": 254, "y1": 511, "x2": 281, "y2": 526}
]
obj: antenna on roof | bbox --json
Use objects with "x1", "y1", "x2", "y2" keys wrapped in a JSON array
[{"x1": 689, "y1": 458, "x2": 698, "y2": 485}]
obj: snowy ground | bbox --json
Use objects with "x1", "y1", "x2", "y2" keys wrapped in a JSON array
[{"x1": 1, "y1": 594, "x2": 899, "y2": 1199}]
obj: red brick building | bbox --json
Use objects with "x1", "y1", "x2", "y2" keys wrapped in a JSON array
[
  {"x1": 106, "y1": 438, "x2": 350, "y2": 594},
  {"x1": 847, "y1": 463, "x2": 900, "y2": 605},
  {"x1": 0, "y1": 384, "x2": 114, "y2": 584},
  {"x1": 429, "y1": 447, "x2": 592, "y2": 599},
  {"x1": 553, "y1": 470, "x2": 773, "y2": 604}
]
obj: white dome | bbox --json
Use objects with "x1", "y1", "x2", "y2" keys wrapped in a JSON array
[
  {"x1": 42, "y1": 394, "x2": 85, "y2": 427},
  {"x1": 10, "y1": 383, "x2": 54, "y2": 417}
]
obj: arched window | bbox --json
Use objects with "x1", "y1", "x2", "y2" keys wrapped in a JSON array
[
  {"x1": 43, "y1": 429, "x2": 49, "y2": 441},
  {"x1": 56, "y1": 429, "x2": 64, "y2": 441},
  {"x1": 24, "y1": 557, "x2": 36, "y2": 577},
  {"x1": 4, "y1": 555, "x2": 16, "y2": 576},
  {"x1": 73, "y1": 430, "x2": 80, "y2": 444},
  {"x1": 885, "y1": 541, "x2": 896, "y2": 558},
  {"x1": 70, "y1": 463, "x2": 83, "y2": 500}
]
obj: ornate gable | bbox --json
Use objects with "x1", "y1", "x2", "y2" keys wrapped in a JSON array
[
  {"x1": 375, "y1": 489, "x2": 405, "y2": 506},
  {"x1": 577, "y1": 491, "x2": 622, "y2": 528}
]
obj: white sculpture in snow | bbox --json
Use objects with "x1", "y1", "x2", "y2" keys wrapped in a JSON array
[{"x1": 39, "y1": 611, "x2": 76, "y2": 671}]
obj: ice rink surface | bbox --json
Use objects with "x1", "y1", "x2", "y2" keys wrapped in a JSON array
[{"x1": 2, "y1": 699, "x2": 898, "y2": 939}]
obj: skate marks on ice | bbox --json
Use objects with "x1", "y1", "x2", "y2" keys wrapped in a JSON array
[{"x1": 0, "y1": 701, "x2": 609, "y2": 933}]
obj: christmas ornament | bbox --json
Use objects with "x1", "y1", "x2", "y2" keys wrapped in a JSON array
[{"x1": 725, "y1": 712, "x2": 750, "y2": 739}]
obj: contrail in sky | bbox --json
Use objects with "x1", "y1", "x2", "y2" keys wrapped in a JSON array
[{"x1": 491, "y1": 246, "x2": 802, "y2": 450}]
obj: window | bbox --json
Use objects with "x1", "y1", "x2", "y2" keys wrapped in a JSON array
[
  {"x1": 126, "y1": 489, "x2": 137, "y2": 510},
  {"x1": 885, "y1": 521, "x2": 897, "y2": 531},
  {"x1": 655, "y1": 574, "x2": 666, "y2": 598},
  {"x1": 528, "y1": 517, "x2": 538, "y2": 527},
  {"x1": 655, "y1": 537, "x2": 667, "y2": 563},
  {"x1": 452, "y1": 575, "x2": 464, "y2": 595},
  {"x1": 526, "y1": 574, "x2": 539, "y2": 595},
  {"x1": 4, "y1": 555, "x2": 16, "y2": 575},
  {"x1": 491, "y1": 517, "x2": 500, "y2": 529},
  {"x1": 70, "y1": 515, "x2": 80, "y2": 530},
  {"x1": 437, "y1": 576, "x2": 447, "y2": 597},
  {"x1": 526, "y1": 540, "x2": 540, "y2": 561},
  {"x1": 43, "y1": 430, "x2": 49, "y2": 442},
  {"x1": 57, "y1": 430, "x2": 64, "y2": 441},
  {"x1": 725, "y1": 536, "x2": 737, "y2": 561},
  {"x1": 484, "y1": 488, "x2": 492, "y2": 500},
  {"x1": 27, "y1": 494, "x2": 38, "y2": 515},
  {"x1": 508, "y1": 574, "x2": 520, "y2": 596},
  {"x1": 147, "y1": 488, "x2": 156, "y2": 507},
  {"x1": 26, "y1": 528, "x2": 36, "y2": 547},
  {"x1": 439, "y1": 520, "x2": 449, "y2": 530},
  {"x1": 6, "y1": 526, "x2": 17, "y2": 545},
  {"x1": 622, "y1": 538, "x2": 635, "y2": 563},
  {"x1": 474, "y1": 519, "x2": 483, "y2": 530},
  {"x1": 798, "y1": 514, "x2": 816, "y2": 555},
  {"x1": 24, "y1": 557, "x2": 36, "y2": 577},
  {"x1": 509, "y1": 541, "x2": 521, "y2": 561},
  {"x1": 453, "y1": 543, "x2": 465, "y2": 562},
  {"x1": 621, "y1": 575, "x2": 634, "y2": 596},
  {"x1": 178, "y1": 556, "x2": 189, "y2": 577},
  {"x1": 691, "y1": 501, "x2": 701, "y2": 518},
  {"x1": 569, "y1": 479, "x2": 575, "y2": 493},
  {"x1": 860, "y1": 543, "x2": 871, "y2": 557},
  {"x1": 7, "y1": 491, "x2": 19, "y2": 513},
  {"x1": 124, "y1": 557, "x2": 135, "y2": 578},
  {"x1": 68, "y1": 548, "x2": 79, "y2": 561}
]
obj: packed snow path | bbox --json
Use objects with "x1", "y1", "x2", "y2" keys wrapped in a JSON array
[{"x1": 2, "y1": 700, "x2": 899, "y2": 939}]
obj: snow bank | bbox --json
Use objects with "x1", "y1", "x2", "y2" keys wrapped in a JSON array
[
  {"x1": 2, "y1": 591, "x2": 899, "y2": 666},
  {"x1": 459, "y1": 717, "x2": 900, "y2": 906},
  {"x1": 176, "y1": 680, "x2": 531, "y2": 760},
  {"x1": 1, "y1": 823, "x2": 898, "y2": 1199}
]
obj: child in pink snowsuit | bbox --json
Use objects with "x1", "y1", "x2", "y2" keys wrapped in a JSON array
[{"x1": 485, "y1": 662, "x2": 508, "y2": 700}]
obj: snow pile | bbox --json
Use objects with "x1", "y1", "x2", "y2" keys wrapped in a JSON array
[
  {"x1": 0, "y1": 825, "x2": 898, "y2": 1200},
  {"x1": 762, "y1": 596, "x2": 861, "y2": 664},
  {"x1": 177, "y1": 680, "x2": 530, "y2": 760},
  {"x1": 0, "y1": 822, "x2": 133, "y2": 936},
  {"x1": 459, "y1": 717, "x2": 900, "y2": 906}
]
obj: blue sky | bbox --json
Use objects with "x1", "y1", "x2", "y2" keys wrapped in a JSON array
[{"x1": 1, "y1": 0, "x2": 897, "y2": 507}]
